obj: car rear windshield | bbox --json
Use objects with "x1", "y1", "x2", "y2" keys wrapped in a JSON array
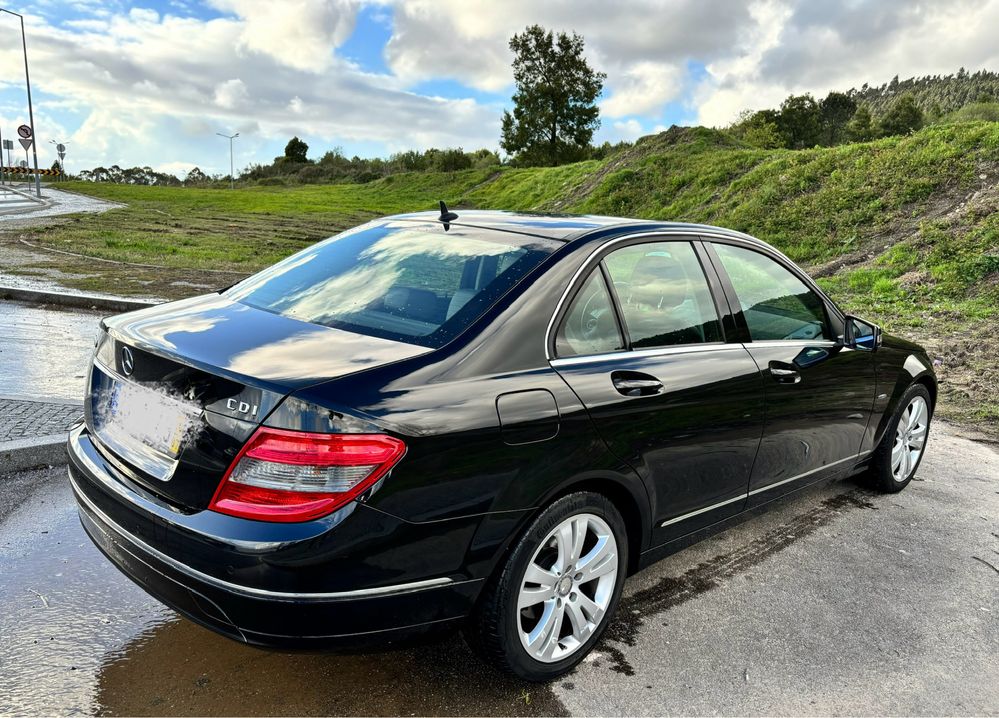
[{"x1": 225, "y1": 220, "x2": 560, "y2": 348}]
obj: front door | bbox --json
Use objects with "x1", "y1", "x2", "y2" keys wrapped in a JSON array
[
  {"x1": 550, "y1": 239, "x2": 765, "y2": 544},
  {"x1": 706, "y1": 241, "x2": 877, "y2": 503}
]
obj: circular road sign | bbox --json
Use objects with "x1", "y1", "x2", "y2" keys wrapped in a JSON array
[
  {"x1": 17, "y1": 124, "x2": 32, "y2": 139},
  {"x1": 56, "y1": 143, "x2": 66, "y2": 153}
]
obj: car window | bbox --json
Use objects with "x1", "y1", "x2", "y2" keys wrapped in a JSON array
[
  {"x1": 713, "y1": 243, "x2": 829, "y2": 341},
  {"x1": 555, "y1": 270, "x2": 625, "y2": 358},
  {"x1": 225, "y1": 221, "x2": 559, "y2": 348},
  {"x1": 603, "y1": 242, "x2": 723, "y2": 348}
]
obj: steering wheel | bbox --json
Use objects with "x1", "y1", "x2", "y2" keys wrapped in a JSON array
[{"x1": 577, "y1": 290, "x2": 616, "y2": 343}]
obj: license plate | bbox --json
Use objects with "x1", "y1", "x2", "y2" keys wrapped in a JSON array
[{"x1": 103, "y1": 380, "x2": 200, "y2": 458}]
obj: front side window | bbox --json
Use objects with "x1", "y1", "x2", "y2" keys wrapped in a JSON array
[
  {"x1": 226, "y1": 221, "x2": 559, "y2": 348},
  {"x1": 713, "y1": 243, "x2": 829, "y2": 341},
  {"x1": 603, "y1": 242, "x2": 723, "y2": 348},
  {"x1": 555, "y1": 270, "x2": 624, "y2": 357}
]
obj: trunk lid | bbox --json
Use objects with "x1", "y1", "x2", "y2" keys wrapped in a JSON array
[{"x1": 86, "y1": 293, "x2": 428, "y2": 510}]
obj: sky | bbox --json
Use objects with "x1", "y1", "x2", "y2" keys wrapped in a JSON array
[{"x1": 1, "y1": 0, "x2": 999, "y2": 177}]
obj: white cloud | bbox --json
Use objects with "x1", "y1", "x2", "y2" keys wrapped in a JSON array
[
  {"x1": 207, "y1": 0, "x2": 360, "y2": 72},
  {"x1": 601, "y1": 61, "x2": 685, "y2": 118}
]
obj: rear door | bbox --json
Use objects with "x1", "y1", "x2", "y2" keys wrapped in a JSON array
[
  {"x1": 704, "y1": 240, "x2": 877, "y2": 503},
  {"x1": 550, "y1": 237, "x2": 765, "y2": 544}
]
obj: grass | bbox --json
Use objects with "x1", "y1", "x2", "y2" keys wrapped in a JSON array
[{"x1": 2, "y1": 121, "x2": 998, "y2": 434}]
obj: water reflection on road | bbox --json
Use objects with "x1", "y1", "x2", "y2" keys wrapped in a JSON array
[{"x1": 0, "y1": 468, "x2": 563, "y2": 717}]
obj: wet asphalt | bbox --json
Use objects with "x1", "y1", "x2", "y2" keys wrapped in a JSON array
[
  {"x1": 1, "y1": 422, "x2": 997, "y2": 716},
  {"x1": 0, "y1": 301, "x2": 104, "y2": 401}
]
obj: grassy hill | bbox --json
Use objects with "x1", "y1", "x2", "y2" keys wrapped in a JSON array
[{"x1": 3, "y1": 121, "x2": 997, "y2": 431}]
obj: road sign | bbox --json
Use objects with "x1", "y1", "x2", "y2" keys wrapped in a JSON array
[
  {"x1": 18, "y1": 137, "x2": 32, "y2": 151},
  {"x1": 1, "y1": 140, "x2": 11, "y2": 150},
  {"x1": 56, "y1": 143, "x2": 65, "y2": 153},
  {"x1": 17, "y1": 125, "x2": 31, "y2": 139},
  {"x1": 57, "y1": 151, "x2": 65, "y2": 160}
]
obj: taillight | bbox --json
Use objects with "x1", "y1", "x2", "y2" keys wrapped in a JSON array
[{"x1": 209, "y1": 428, "x2": 406, "y2": 522}]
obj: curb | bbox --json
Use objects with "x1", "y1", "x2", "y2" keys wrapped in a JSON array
[
  {"x1": 0, "y1": 285, "x2": 158, "y2": 313},
  {"x1": 0, "y1": 433, "x2": 69, "y2": 475}
]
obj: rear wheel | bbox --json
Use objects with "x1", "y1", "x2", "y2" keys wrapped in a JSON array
[
  {"x1": 868, "y1": 383, "x2": 932, "y2": 493},
  {"x1": 467, "y1": 491, "x2": 627, "y2": 681}
]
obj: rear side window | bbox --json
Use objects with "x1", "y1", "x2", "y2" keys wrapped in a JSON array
[
  {"x1": 555, "y1": 270, "x2": 625, "y2": 357},
  {"x1": 713, "y1": 243, "x2": 829, "y2": 341},
  {"x1": 603, "y1": 242, "x2": 723, "y2": 348},
  {"x1": 226, "y1": 221, "x2": 559, "y2": 348}
]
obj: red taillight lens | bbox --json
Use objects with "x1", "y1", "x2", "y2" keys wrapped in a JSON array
[{"x1": 209, "y1": 428, "x2": 406, "y2": 522}]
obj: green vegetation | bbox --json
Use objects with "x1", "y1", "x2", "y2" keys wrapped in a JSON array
[{"x1": 5, "y1": 119, "x2": 998, "y2": 431}]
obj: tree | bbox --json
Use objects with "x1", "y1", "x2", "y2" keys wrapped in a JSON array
[
  {"x1": 846, "y1": 105, "x2": 875, "y2": 142},
  {"x1": 877, "y1": 94, "x2": 924, "y2": 137},
  {"x1": 284, "y1": 136, "x2": 309, "y2": 163},
  {"x1": 500, "y1": 25, "x2": 605, "y2": 166},
  {"x1": 819, "y1": 91, "x2": 857, "y2": 145},
  {"x1": 774, "y1": 94, "x2": 823, "y2": 148}
]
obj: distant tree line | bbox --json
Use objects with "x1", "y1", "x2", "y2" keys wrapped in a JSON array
[{"x1": 731, "y1": 68, "x2": 999, "y2": 150}]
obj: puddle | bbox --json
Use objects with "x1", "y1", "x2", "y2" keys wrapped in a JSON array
[
  {"x1": 94, "y1": 621, "x2": 565, "y2": 717},
  {"x1": 0, "y1": 470, "x2": 564, "y2": 717},
  {"x1": 598, "y1": 489, "x2": 878, "y2": 675}
]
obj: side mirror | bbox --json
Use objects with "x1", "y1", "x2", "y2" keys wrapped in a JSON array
[{"x1": 845, "y1": 315, "x2": 881, "y2": 351}]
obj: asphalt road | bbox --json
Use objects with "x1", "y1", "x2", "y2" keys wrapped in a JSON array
[{"x1": 1, "y1": 423, "x2": 996, "y2": 716}]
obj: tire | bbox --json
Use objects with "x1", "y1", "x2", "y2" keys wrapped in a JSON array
[
  {"x1": 466, "y1": 491, "x2": 628, "y2": 681},
  {"x1": 867, "y1": 383, "x2": 932, "y2": 493}
]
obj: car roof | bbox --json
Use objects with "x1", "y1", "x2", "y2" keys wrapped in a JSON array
[{"x1": 388, "y1": 209, "x2": 763, "y2": 246}]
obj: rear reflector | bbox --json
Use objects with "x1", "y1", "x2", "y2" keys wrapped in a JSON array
[{"x1": 209, "y1": 428, "x2": 406, "y2": 522}]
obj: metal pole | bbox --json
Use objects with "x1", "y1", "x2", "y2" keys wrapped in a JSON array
[
  {"x1": 0, "y1": 126, "x2": 5, "y2": 186},
  {"x1": 229, "y1": 136, "x2": 234, "y2": 190},
  {"x1": 17, "y1": 14, "x2": 40, "y2": 197}
]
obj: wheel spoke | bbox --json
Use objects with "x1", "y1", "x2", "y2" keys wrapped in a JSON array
[
  {"x1": 523, "y1": 562, "x2": 558, "y2": 590},
  {"x1": 538, "y1": 604, "x2": 566, "y2": 660},
  {"x1": 578, "y1": 536, "x2": 617, "y2": 582},
  {"x1": 569, "y1": 517, "x2": 588, "y2": 565},
  {"x1": 564, "y1": 598, "x2": 593, "y2": 642},
  {"x1": 526, "y1": 599, "x2": 559, "y2": 651},
  {"x1": 554, "y1": 523, "x2": 573, "y2": 572},
  {"x1": 909, "y1": 399, "x2": 924, "y2": 429},
  {"x1": 576, "y1": 591, "x2": 605, "y2": 624},
  {"x1": 519, "y1": 585, "x2": 552, "y2": 609}
]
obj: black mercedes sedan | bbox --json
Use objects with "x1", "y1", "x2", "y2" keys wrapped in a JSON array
[{"x1": 68, "y1": 208, "x2": 935, "y2": 681}]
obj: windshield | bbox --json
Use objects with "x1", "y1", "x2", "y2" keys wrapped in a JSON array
[{"x1": 225, "y1": 220, "x2": 560, "y2": 348}]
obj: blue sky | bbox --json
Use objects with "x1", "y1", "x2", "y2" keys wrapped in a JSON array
[{"x1": 0, "y1": 0, "x2": 997, "y2": 177}]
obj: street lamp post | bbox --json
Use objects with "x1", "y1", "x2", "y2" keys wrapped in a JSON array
[
  {"x1": 216, "y1": 132, "x2": 239, "y2": 189},
  {"x1": 1, "y1": 8, "x2": 41, "y2": 197}
]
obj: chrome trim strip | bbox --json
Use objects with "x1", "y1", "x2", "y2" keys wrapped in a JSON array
[
  {"x1": 742, "y1": 340, "x2": 838, "y2": 349},
  {"x1": 68, "y1": 452, "x2": 458, "y2": 602},
  {"x1": 659, "y1": 451, "x2": 866, "y2": 527},
  {"x1": 659, "y1": 493, "x2": 745, "y2": 528},
  {"x1": 747, "y1": 454, "x2": 858, "y2": 497},
  {"x1": 551, "y1": 342, "x2": 734, "y2": 368}
]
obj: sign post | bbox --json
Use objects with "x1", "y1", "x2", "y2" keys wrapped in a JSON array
[
  {"x1": 0, "y1": 10, "x2": 42, "y2": 197},
  {"x1": 0, "y1": 126, "x2": 4, "y2": 186}
]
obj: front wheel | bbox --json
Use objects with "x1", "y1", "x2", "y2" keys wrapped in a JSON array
[
  {"x1": 867, "y1": 383, "x2": 932, "y2": 493},
  {"x1": 466, "y1": 491, "x2": 628, "y2": 681}
]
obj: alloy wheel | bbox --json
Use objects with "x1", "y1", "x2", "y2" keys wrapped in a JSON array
[
  {"x1": 516, "y1": 513, "x2": 618, "y2": 663},
  {"x1": 892, "y1": 395, "x2": 928, "y2": 482}
]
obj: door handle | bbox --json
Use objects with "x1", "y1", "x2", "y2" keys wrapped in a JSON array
[
  {"x1": 611, "y1": 371, "x2": 664, "y2": 397},
  {"x1": 769, "y1": 362, "x2": 801, "y2": 384}
]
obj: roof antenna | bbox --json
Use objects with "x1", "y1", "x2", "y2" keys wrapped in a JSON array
[{"x1": 438, "y1": 200, "x2": 459, "y2": 231}]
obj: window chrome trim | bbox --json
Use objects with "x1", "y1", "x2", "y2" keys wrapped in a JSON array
[
  {"x1": 545, "y1": 229, "x2": 795, "y2": 362},
  {"x1": 551, "y1": 342, "x2": 734, "y2": 368}
]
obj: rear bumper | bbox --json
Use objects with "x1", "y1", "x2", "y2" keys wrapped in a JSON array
[{"x1": 67, "y1": 425, "x2": 483, "y2": 649}]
